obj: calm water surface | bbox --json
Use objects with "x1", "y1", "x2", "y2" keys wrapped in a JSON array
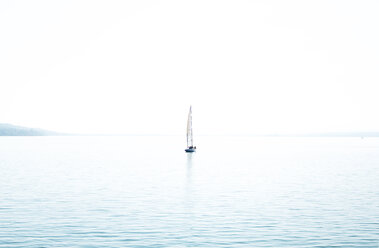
[{"x1": 0, "y1": 136, "x2": 378, "y2": 247}]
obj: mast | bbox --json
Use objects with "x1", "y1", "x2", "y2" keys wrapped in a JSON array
[{"x1": 186, "y1": 106, "x2": 193, "y2": 147}]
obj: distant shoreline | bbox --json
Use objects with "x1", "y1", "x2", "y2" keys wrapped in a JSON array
[
  {"x1": 0, "y1": 123, "x2": 65, "y2": 136},
  {"x1": 1, "y1": 123, "x2": 379, "y2": 137}
]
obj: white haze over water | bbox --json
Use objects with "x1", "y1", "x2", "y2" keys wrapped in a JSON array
[{"x1": 1, "y1": 0, "x2": 379, "y2": 135}]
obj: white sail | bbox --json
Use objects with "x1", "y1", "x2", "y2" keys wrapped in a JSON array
[{"x1": 186, "y1": 106, "x2": 193, "y2": 147}]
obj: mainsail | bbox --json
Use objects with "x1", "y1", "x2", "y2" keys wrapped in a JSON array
[{"x1": 186, "y1": 106, "x2": 193, "y2": 147}]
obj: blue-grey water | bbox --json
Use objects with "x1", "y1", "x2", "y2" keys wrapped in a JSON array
[{"x1": 0, "y1": 136, "x2": 378, "y2": 247}]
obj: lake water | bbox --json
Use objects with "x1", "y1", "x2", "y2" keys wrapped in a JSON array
[{"x1": 0, "y1": 136, "x2": 378, "y2": 247}]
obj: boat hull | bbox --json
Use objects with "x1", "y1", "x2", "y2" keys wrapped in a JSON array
[{"x1": 185, "y1": 148, "x2": 196, "y2": 153}]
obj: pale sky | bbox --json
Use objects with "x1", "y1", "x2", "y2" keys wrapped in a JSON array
[{"x1": 1, "y1": 0, "x2": 378, "y2": 135}]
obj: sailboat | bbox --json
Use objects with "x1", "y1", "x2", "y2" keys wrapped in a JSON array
[{"x1": 185, "y1": 106, "x2": 196, "y2": 153}]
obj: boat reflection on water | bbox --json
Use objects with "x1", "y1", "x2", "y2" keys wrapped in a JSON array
[
  {"x1": 185, "y1": 152, "x2": 194, "y2": 215},
  {"x1": 186, "y1": 152, "x2": 193, "y2": 187}
]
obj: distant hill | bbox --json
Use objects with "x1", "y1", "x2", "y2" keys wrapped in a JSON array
[{"x1": 0, "y1": 123, "x2": 63, "y2": 136}]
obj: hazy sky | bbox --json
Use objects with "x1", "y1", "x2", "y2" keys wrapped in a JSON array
[{"x1": 1, "y1": 0, "x2": 378, "y2": 135}]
